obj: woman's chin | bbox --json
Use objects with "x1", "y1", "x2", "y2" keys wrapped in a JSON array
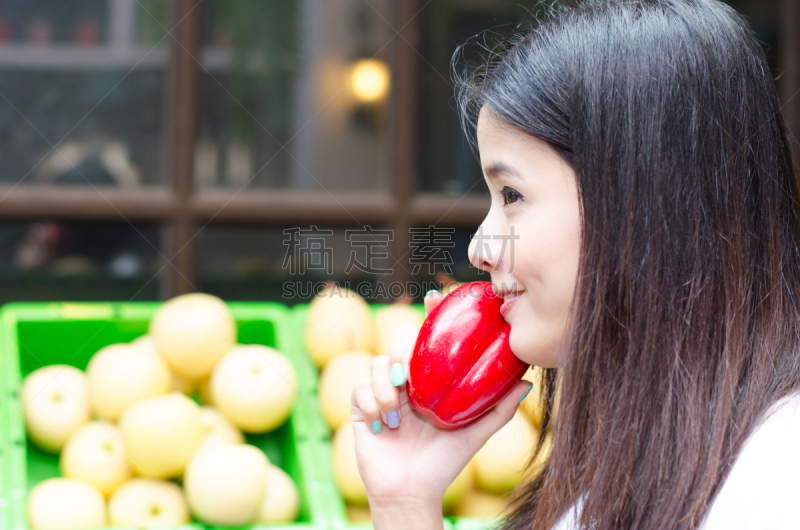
[
  {"x1": 509, "y1": 327, "x2": 560, "y2": 368},
  {"x1": 508, "y1": 328, "x2": 534, "y2": 365}
]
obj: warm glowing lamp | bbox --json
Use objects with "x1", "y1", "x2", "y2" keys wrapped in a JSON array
[{"x1": 351, "y1": 58, "x2": 390, "y2": 103}]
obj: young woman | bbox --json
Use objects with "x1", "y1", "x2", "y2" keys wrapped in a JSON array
[{"x1": 350, "y1": 0, "x2": 800, "y2": 528}]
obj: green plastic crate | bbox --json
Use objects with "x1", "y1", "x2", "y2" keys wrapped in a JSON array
[
  {"x1": 284, "y1": 309, "x2": 331, "y2": 442},
  {"x1": 0, "y1": 301, "x2": 338, "y2": 530}
]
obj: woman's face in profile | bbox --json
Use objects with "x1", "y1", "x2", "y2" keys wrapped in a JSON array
[{"x1": 468, "y1": 107, "x2": 582, "y2": 368}]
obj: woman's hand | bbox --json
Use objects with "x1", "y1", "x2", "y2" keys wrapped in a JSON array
[{"x1": 350, "y1": 291, "x2": 532, "y2": 527}]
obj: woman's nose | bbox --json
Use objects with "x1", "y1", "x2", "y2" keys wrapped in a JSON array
[{"x1": 468, "y1": 223, "x2": 502, "y2": 273}]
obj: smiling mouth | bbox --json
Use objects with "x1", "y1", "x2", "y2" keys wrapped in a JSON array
[{"x1": 499, "y1": 291, "x2": 523, "y2": 319}]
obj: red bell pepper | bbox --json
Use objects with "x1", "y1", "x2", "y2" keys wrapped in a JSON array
[{"x1": 407, "y1": 281, "x2": 530, "y2": 429}]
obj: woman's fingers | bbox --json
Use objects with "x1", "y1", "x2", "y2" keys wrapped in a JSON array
[
  {"x1": 351, "y1": 294, "x2": 445, "y2": 433},
  {"x1": 351, "y1": 377, "x2": 383, "y2": 434},
  {"x1": 351, "y1": 326, "x2": 419, "y2": 433},
  {"x1": 424, "y1": 289, "x2": 444, "y2": 315},
  {"x1": 371, "y1": 355, "x2": 402, "y2": 429}
]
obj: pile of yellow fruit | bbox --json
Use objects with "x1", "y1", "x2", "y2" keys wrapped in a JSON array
[
  {"x1": 303, "y1": 284, "x2": 554, "y2": 523},
  {"x1": 22, "y1": 293, "x2": 301, "y2": 529}
]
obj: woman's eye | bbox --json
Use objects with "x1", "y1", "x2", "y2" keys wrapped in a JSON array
[{"x1": 499, "y1": 186, "x2": 523, "y2": 206}]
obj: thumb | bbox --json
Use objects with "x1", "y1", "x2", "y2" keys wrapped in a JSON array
[
  {"x1": 423, "y1": 290, "x2": 444, "y2": 315},
  {"x1": 463, "y1": 381, "x2": 533, "y2": 451}
]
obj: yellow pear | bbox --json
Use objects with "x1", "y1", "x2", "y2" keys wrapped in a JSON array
[
  {"x1": 198, "y1": 376, "x2": 213, "y2": 405},
  {"x1": 170, "y1": 372, "x2": 198, "y2": 395},
  {"x1": 210, "y1": 345, "x2": 298, "y2": 433},
  {"x1": 60, "y1": 421, "x2": 131, "y2": 497},
  {"x1": 443, "y1": 458, "x2": 475, "y2": 509},
  {"x1": 518, "y1": 366, "x2": 561, "y2": 429},
  {"x1": 27, "y1": 478, "x2": 106, "y2": 530},
  {"x1": 332, "y1": 421, "x2": 368, "y2": 504},
  {"x1": 453, "y1": 488, "x2": 508, "y2": 519},
  {"x1": 108, "y1": 479, "x2": 189, "y2": 527},
  {"x1": 133, "y1": 335, "x2": 198, "y2": 395},
  {"x1": 131, "y1": 334, "x2": 150, "y2": 346},
  {"x1": 318, "y1": 351, "x2": 373, "y2": 431},
  {"x1": 184, "y1": 444, "x2": 269, "y2": 526},
  {"x1": 86, "y1": 342, "x2": 171, "y2": 421},
  {"x1": 474, "y1": 411, "x2": 538, "y2": 493},
  {"x1": 150, "y1": 293, "x2": 236, "y2": 380},
  {"x1": 198, "y1": 405, "x2": 244, "y2": 447},
  {"x1": 347, "y1": 504, "x2": 372, "y2": 523},
  {"x1": 373, "y1": 304, "x2": 424, "y2": 358},
  {"x1": 519, "y1": 366, "x2": 544, "y2": 427},
  {"x1": 527, "y1": 433, "x2": 554, "y2": 480},
  {"x1": 21, "y1": 365, "x2": 91, "y2": 453},
  {"x1": 118, "y1": 392, "x2": 202, "y2": 479},
  {"x1": 256, "y1": 465, "x2": 300, "y2": 524},
  {"x1": 304, "y1": 285, "x2": 373, "y2": 367}
]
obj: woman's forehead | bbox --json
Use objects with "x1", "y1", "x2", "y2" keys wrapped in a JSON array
[{"x1": 477, "y1": 107, "x2": 551, "y2": 156}]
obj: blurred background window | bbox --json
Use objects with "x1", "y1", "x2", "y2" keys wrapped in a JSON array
[
  {"x1": 0, "y1": 221, "x2": 160, "y2": 305},
  {"x1": 0, "y1": 0, "x2": 793, "y2": 304},
  {"x1": 195, "y1": 0, "x2": 393, "y2": 191},
  {"x1": 0, "y1": 0, "x2": 167, "y2": 188}
]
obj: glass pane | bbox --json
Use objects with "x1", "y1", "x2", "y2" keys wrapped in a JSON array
[
  {"x1": 195, "y1": 0, "x2": 393, "y2": 191},
  {"x1": 416, "y1": 0, "x2": 781, "y2": 194},
  {"x1": 0, "y1": 0, "x2": 167, "y2": 187},
  {"x1": 196, "y1": 224, "x2": 391, "y2": 303},
  {"x1": 0, "y1": 221, "x2": 161, "y2": 304},
  {"x1": 196, "y1": 224, "x2": 485, "y2": 305}
]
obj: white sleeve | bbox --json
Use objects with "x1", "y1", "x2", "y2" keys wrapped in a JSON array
[
  {"x1": 699, "y1": 395, "x2": 800, "y2": 529},
  {"x1": 549, "y1": 496, "x2": 583, "y2": 529}
]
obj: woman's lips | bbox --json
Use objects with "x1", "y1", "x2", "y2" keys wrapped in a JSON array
[{"x1": 499, "y1": 292, "x2": 523, "y2": 320}]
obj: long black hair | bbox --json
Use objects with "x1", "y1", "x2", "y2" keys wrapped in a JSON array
[{"x1": 457, "y1": 1, "x2": 800, "y2": 528}]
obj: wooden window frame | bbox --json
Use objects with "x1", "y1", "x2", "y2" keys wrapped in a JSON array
[{"x1": 3, "y1": 0, "x2": 794, "y2": 299}]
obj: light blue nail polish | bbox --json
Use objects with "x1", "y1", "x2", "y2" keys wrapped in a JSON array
[
  {"x1": 387, "y1": 410, "x2": 400, "y2": 428},
  {"x1": 391, "y1": 363, "x2": 406, "y2": 386},
  {"x1": 519, "y1": 385, "x2": 533, "y2": 404},
  {"x1": 426, "y1": 289, "x2": 439, "y2": 297},
  {"x1": 371, "y1": 420, "x2": 381, "y2": 434}
]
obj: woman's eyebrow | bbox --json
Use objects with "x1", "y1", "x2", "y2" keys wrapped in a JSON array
[{"x1": 484, "y1": 162, "x2": 523, "y2": 181}]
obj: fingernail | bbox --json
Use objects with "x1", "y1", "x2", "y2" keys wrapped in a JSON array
[
  {"x1": 387, "y1": 410, "x2": 400, "y2": 428},
  {"x1": 391, "y1": 363, "x2": 405, "y2": 386},
  {"x1": 425, "y1": 289, "x2": 439, "y2": 297},
  {"x1": 519, "y1": 384, "x2": 533, "y2": 404},
  {"x1": 371, "y1": 420, "x2": 381, "y2": 434}
]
